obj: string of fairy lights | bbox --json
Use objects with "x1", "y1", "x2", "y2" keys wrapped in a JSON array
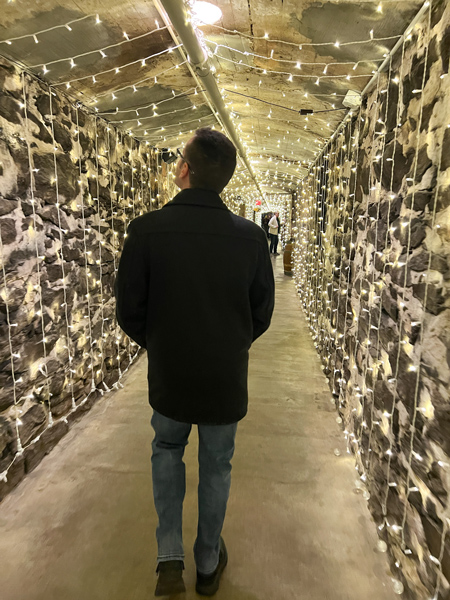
[
  {"x1": 367, "y1": 64, "x2": 397, "y2": 519},
  {"x1": 201, "y1": 5, "x2": 412, "y2": 190},
  {"x1": 327, "y1": 132, "x2": 349, "y2": 403},
  {"x1": 1, "y1": 0, "x2": 408, "y2": 194},
  {"x1": 412, "y1": 83, "x2": 450, "y2": 600},
  {"x1": 56, "y1": 50, "x2": 184, "y2": 92},
  {"x1": 366, "y1": 41, "x2": 407, "y2": 486},
  {"x1": 345, "y1": 72, "x2": 382, "y2": 471},
  {"x1": 337, "y1": 113, "x2": 363, "y2": 431},
  {"x1": 48, "y1": 86, "x2": 76, "y2": 410},
  {"x1": 1, "y1": 11, "x2": 222, "y2": 152},
  {"x1": 107, "y1": 125, "x2": 122, "y2": 381},
  {"x1": 13, "y1": 0, "x2": 400, "y2": 191},
  {"x1": 0, "y1": 13, "x2": 99, "y2": 45},
  {"x1": 84, "y1": 61, "x2": 189, "y2": 102},
  {"x1": 206, "y1": 39, "x2": 387, "y2": 71},
  {"x1": 27, "y1": 25, "x2": 170, "y2": 73},
  {"x1": 292, "y1": 2, "x2": 449, "y2": 597},
  {"x1": 2, "y1": 13, "x2": 447, "y2": 600},
  {"x1": 94, "y1": 117, "x2": 107, "y2": 390},
  {"x1": 0, "y1": 222, "x2": 22, "y2": 460},
  {"x1": 203, "y1": 20, "x2": 401, "y2": 47},
  {"x1": 0, "y1": 11, "x2": 218, "y2": 161},
  {"x1": 290, "y1": 0, "x2": 356, "y2": 522},
  {"x1": 210, "y1": 50, "x2": 380, "y2": 83},
  {"x1": 105, "y1": 98, "x2": 202, "y2": 119},
  {"x1": 396, "y1": 5, "x2": 433, "y2": 552},
  {"x1": 0, "y1": 71, "x2": 160, "y2": 483}
]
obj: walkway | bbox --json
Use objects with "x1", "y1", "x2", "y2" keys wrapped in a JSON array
[{"x1": 0, "y1": 257, "x2": 395, "y2": 600}]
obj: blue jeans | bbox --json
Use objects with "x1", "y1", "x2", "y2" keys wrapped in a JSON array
[{"x1": 151, "y1": 410, "x2": 238, "y2": 575}]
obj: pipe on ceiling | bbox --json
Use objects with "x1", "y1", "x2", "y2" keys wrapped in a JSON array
[{"x1": 155, "y1": 0, "x2": 265, "y2": 200}]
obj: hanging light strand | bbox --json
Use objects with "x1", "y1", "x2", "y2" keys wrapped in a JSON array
[
  {"x1": 56, "y1": 48, "x2": 183, "y2": 89},
  {"x1": 366, "y1": 38, "x2": 407, "y2": 480},
  {"x1": 203, "y1": 23, "x2": 401, "y2": 47},
  {"x1": 21, "y1": 72, "x2": 53, "y2": 426},
  {"x1": 107, "y1": 125, "x2": 123, "y2": 381},
  {"x1": 49, "y1": 86, "x2": 76, "y2": 410},
  {"x1": 399, "y1": 0, "x2": 434, "y2": 546},
  {"x1": 108, "y1": 102, "x2": 209, "y2": 125},
  {"x1": 207, "y1": 39, "x2": 386, "y2": 69},
  {"x1": 94, "y1": 117, "x2": 108, "y2": 393},
  {"x1": 0, "y1": 224, "x2": 22, "y2": 476},
  {"x1": 337, "y1": 113, "x2": 363, "y2": 417},
  {"x1": 210, "y1": 52, "x2": 373, "y2": 80},
  {"x1": 98, "y1": 87, "x2": 199, "y2": 116},
  {"x1": 0, "y1": 13, "x2": 96, "y2": 45},
  {"x1": 76, "y1": 107, "x2": 96, "y2": 393},
  {"x1": 28, "y1": 25, "x2": 169, "y2": 70}
]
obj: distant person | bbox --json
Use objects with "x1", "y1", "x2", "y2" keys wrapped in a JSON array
[
  {"x1": 268, "y1": 212, "x2": 280, "y2": 255},
  {"x1": 115, "y1": 127, "x2": 275, "y2": 597},
  {"x1": 262, "y1": 213, "x2": 270, "y2": 239}
]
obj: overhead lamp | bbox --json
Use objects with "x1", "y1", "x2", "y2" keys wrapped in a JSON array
[{"x1": 191, "y1": 1, "x2": 222, "y2": 25}]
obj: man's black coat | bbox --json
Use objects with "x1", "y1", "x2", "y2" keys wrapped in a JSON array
[{"x1": 115, "y1": 188, "x2": 275, "y2": 424}]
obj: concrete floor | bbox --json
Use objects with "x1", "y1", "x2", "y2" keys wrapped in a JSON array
[{"x1": 0, "y1": 256, "x2": 396, "y2": 600}]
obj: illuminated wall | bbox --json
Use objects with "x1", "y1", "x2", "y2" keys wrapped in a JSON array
[
  {"x1": 293, "y1": 3, "x2": 450, "y2": 598},
  {"x1": 0, "y1": 57, "x2": 169, "y2": 500}
]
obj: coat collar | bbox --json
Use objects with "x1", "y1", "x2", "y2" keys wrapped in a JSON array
[{"x1": 164, "y1": 188, "x2": 229, "y2": 211}]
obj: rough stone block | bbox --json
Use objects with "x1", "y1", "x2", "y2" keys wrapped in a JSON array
[
  {"x1": 0, "y1": 454, "x2": 25, "y2": 502},
  {"x1": 413, "y1": 282, "x2": 445, "y2": 315},
  {"x1": 0, "y1": 93, "x2": 23, "y2": 125},
  {"x1": 0, "y1": 198, "x2": 18, "y2": 216},
  {"x1": 40, "y1": 205, "x2": 69, "y2": 229},
  {"x1": 50, "y1": 395, "x2": 73, "y2": 419},
  {"x1": 0, "y1": 217, "x2": 16, "y2": 244},
  {"x1": 19, "y1": 403, "x2": 47, "y2": 446},
  {"x1": 35, "y1": 93, "x2": 59, "y2": 118},
  {"x1": 374, "y1": 379, "x2": 395, "y2": 413},
  {"x1": 404, "y1": 190, "x2": 434, "y2": 211},
  {"x1": 53, "y1": 121, "x2": 72, "y2": 153}
]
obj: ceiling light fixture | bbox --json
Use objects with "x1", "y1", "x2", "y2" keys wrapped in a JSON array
[{"x1": 191, "y1": 1, "x2": 222, "y2": 25}]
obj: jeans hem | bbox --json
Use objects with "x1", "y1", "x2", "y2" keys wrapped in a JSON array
[{"x1": 157, "y1": 554, "x2": 185, "y2": 563}]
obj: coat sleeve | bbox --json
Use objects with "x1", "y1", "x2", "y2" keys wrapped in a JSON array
[
  {"x1": 249, "y1": 239, "x2": 275, "y2": 342},
  {"x1": 114, "y1": 220, "x2": 148, "y2": 348}
]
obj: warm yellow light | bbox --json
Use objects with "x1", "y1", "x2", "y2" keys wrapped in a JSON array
[{"x1": 191, "y1": 1, "x2": 222, "y2": 24}]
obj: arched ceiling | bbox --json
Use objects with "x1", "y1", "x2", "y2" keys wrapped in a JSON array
[{"x1": 0, "y1": 0, "x2": 423, "y2": 195}]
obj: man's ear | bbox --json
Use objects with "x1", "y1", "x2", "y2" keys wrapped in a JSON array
[
  {"x1": 181, "y1": 161, "x2": 189, "y2": 178},
  {"x1": 180, "y1": 160, "x2": 191, "y2": 188}
]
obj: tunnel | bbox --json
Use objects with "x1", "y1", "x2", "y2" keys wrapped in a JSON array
[{"x1": 0, "y1": 1, "x2": 449, "y2": 599}]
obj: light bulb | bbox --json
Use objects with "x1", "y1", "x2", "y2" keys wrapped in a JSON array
[{"x1": 191, "y1": 1, "x2": 222, "y2": 25}]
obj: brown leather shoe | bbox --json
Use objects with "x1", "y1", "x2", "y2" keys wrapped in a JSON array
[
  {"x1": 196, "y1": 538, "x2": 228, "y2": 596},
  {"x1": 155, "y1": 560, "x2": 186, "y2": 596}
]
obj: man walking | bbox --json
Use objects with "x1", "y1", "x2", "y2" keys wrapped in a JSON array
[
  {"x1": 115, "y1": 127, "x2": 275, "y2": 596},
  {"x1": 268, "y1": 211, "x2": 280, "y2": 255}
]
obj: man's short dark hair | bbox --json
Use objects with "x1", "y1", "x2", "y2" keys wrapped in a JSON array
[{"x1": 184, "y1": 127, "x2": 237, "y2": 193}]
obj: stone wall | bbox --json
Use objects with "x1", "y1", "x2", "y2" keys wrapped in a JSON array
[
  {"x1": 0, "y1": 56, "x2": 171, "y2": 501},
  {"x1": 293, "y1": 2, "x2": 450, "y2": 598}
]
